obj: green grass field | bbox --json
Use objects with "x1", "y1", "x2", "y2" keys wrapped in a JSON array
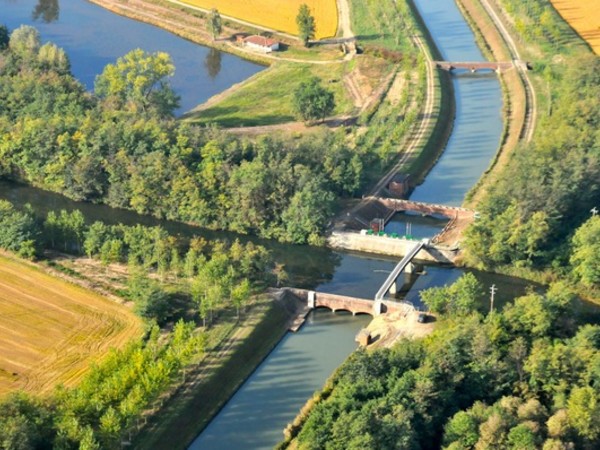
[{"x1": 186, "y1": 62, "x2": 355, "y2": 127}]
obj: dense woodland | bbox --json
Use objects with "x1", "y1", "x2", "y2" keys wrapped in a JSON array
[
  {"x1": 463, "y1": 1, "x2": 600, "y2": 291},
  {"x1": 0, "y1": 25, "x2": 367, "y2": 245},
  {"x1": 285, "y1": 275, "x2": 600, "y2": 450}
]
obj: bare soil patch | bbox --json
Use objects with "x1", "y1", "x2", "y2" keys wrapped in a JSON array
[{"x1": 366, "y1": 310, "x2": 436, "y2": 348}]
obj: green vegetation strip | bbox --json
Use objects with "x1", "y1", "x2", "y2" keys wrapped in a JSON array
[{"x1": 135, "y1": 298, "x2": 292, "y2": 450}]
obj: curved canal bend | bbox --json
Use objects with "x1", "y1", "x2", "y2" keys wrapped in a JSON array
[{"x1": 2, "y1": 0, "x2": 516, "y2": 448}]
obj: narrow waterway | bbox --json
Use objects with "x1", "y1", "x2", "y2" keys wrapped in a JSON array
[
  {"x1": 0, "y1": 1, "x2": 540, "y2": 448},
  {"x1": 386, "y1": 0, "x2": 504, "y2": 235},
  {"x1": 1, "y1": 0, "x2": 264, "y2": 113},
  {"x1": 409, "y1": 0, "x2": 504, "y2": 206},
  {"x1": 188, "y1": 0, "x2": 506, "y2": 447},
  {"x1": 189, "y1": 309, "x2": 371, "y2": 450}
]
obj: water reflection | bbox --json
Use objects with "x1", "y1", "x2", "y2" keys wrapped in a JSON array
[
  {"x1": 188, "y1": 309, "x2": 371, "y2": 450},
  {"x1": 2, "y1": 0, "x2": 264, "y2": 113},
  {"x1": 204, "y1": 48, "x2": 221, "y2": 79},
  {"x1": 32, "y1": 0, "x2": 59, "y2": 23}
]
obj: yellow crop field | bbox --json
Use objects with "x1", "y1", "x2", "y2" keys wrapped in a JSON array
[
  {"x1": 0, "y1": 255, "x2": 143, "y2": 396},
  {"x1": 550, "y1": 0, "x2": 600, "y2": 54},
  {"x1": 182, "y1": 0, "x2": 338, "y2": 39}
]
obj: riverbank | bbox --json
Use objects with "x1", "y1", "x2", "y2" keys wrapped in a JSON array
[
  {"x1": 134, "y1": 291, "x2": 303, "y2": 449},
  {"x1": 457, "y1": 0, "x2": 531, "y2": 207}
]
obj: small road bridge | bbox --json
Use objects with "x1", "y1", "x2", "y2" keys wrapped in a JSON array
[
  {"x1": 285, "y1": 289, "x2": 415, "y2": 318},
  {"x1": 433, "y1": 60, "x2": 514, "y2": 72},
  {"x1": 375, "y1": 241, "x2": 424, "y2": 302},
  {"x1": 377, "y1": 197, "x2": 474, "y2": 219}
]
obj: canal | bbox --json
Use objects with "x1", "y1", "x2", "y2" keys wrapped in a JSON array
[{"x1": 0, "y1": 1, "x2": 537, "y2": 449}]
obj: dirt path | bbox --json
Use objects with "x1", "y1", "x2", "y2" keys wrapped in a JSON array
[
  {"x1": 337, "y1": 0, "x2": 354, "y2": 39},
  {"x1": 164, "y1": 0, "x2": 297, "y2": 40},
  {"x1": 366, "y1": 35, "x2": 436, "y2": 198},
  {"x1": 89, "y1": 0, "x2": 350, "y2": 65},
  {"x1": 480, "y1": 0, "x2": 537, "y2": 143}
]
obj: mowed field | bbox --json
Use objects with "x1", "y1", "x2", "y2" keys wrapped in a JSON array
[
  {"x1": 0, "y1": 255, "x2": 143, "y2": 396},
  {"x1": 550, "y1": 0, "x2": 600, "y2": 54},
  {"x1": 181, "y1": 0, "x2": 338, "y2": 39}
]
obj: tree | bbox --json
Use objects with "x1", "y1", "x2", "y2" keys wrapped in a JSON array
[
  {"x1": 9, "y1": 25, "x2": 40, "y2": 57},
  {"x1": 296, "y1": 4, "x2": 316, "y2": 47},
  {"x1": 443, "y1": 411, "x2": 479, "y2": 448},
  {"x1": 420, "y1": 273, "x2": 482, "y2": 316},
  {"x1": 570, "y1": 216, "x2": 600, "y2": 288},
  {"x1": 128, "y1": 272, "x2": 170, "y2": 322},
  {"x1": 567, "y1": 386, "x2": 600, "y2": 443},
  {"x1": 292, "y1": 77, "x2": 335, "y2": 123},
  {"x1": 208, "y1": 9, "x2": 222, "y2": 41},
  {"x1": 0, "y1": 25, "x2": 9, "y2": 50},
  {"x1": 231, "y1": 278, "x2": 251, "y2": 319},
  {"x1": 94, "y1": 49, "x2": 180, "y2": 116}
]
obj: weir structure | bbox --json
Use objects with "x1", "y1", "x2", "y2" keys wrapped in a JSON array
[{"x1": 284, "y1": 241, "x2": 425, "y2": 327}]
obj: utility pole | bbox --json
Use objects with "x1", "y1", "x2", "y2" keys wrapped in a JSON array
[{"x1": 489, "y1": 284, "x2": 497, "y2": 314}]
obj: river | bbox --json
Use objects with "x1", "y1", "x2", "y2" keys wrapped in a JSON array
[
  {"x1": 0, "y1": 1, "x2": 542, "y2": 449},
  {"x1": 0, "y1": 0, "x2": 264, "y2": 114}
]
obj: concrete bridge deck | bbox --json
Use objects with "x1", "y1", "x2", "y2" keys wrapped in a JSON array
[
  {"x1": 433, "y1": 60, "x2": 514, "y2": 72},
  {"x1": 375, "y1": 241, "x2": 424, "y2": 301}
]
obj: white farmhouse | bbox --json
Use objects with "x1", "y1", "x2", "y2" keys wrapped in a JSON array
[{"x1": 243, "y1": 35, "x2": 280, "y2": 53}]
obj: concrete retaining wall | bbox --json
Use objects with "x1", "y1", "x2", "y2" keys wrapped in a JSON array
[{"x1": 328, "y1": 231, "x2": 458, "y2": 263}]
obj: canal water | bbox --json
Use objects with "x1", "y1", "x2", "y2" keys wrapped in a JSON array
[
  {"x1": 189, "y1": 0, "x2": 507, "y2": 447},
  {"x1": 0, "y1": 1, "x2": 539, "y2": 449},
  {"x1": 385, "y1": 0, "x2": 504, "y2": 235},
  {"x1": 188, "y1": 309, "x2": 371, "y2": 450},
  {"x1": 0, "y1": 0, "x2": 264, "y2": 114}
]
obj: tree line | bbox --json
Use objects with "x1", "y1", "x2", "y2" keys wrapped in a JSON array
[
  {"x1": 0, "y1": 24, "x2": 366, "y2": 245},
  {"x1": 463, "y1": 0, "x2": 600, "y2": 292},
  {"x1": 0, "y1": 199, "x2": 275, "y2": 326}
]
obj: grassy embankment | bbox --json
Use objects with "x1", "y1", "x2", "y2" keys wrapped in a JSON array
[
  {"x1": 133, "y1": 294, "x2": 296, "y2": 450},
  {"x1": 0, "y1": 253, "x2": 143, "y2": 397},
  {"x1": 346, "y1": 0, "x2": 454, "y2": 190},
  {"x1": 185, "y1": 62, "x2": 357, "y2": 127},
  {"x1": 550, "y1": 0, "x2": 600, "y2": 54}
]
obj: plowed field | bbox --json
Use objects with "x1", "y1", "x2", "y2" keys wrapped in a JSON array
[
  {"x1": 0, "y1": 255, "x2": 143, "y2": 396},
  {"x1": 550, "y1": 0, "x2": 600, "y2": 54},
  {"x1": 181, "y1": 0, "x2": 338, "y2": 39}
]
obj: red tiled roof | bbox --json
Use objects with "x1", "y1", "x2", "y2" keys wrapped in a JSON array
[{"x1": 244, "y1": 35, "x2": 278, "y2": 47}]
